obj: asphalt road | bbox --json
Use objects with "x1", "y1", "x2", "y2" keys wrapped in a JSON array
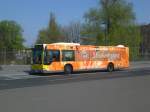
[{"x1": 0, "y1": 62, "x2": 150, "y2": 112}]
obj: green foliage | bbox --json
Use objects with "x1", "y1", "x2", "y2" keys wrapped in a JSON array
[
  {"x1": 0, "y1": 20, "x2": 24, "y2": 49},
  {"x1": 36, "y1": 13, "x2": 63, "y2": 44},
  {"x1": 82, "y1": 0, "x2": 141, "y2": 60}
]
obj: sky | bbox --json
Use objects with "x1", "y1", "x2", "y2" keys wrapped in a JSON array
[{"x1": 0, "y1": 0, "x2": 150, "y2": 47}]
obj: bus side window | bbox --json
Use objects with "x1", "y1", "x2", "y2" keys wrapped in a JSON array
[
  {"x1": 44, "y1": 50, "x2": 60, "y2": 63},
  {"x1": 62, "y1": 50, "x2": 75, "y2": 61},
  {"x1": 52, "y1": 50, "x2": 60, "y2": 61}
]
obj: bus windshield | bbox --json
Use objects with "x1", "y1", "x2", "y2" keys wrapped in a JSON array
[{"x1": 33, "y1": 49, "x2": 43, "y2": 64}]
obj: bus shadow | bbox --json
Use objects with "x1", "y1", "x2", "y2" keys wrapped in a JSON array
[
  {"x1": 25, "y1": 69, "x2": 124, "y2": 76},
  {"x1": 0, "y1": 66, "x2": 2, "y2": 71},
  {"x1": 25, "y1": 70, "x2": 64, "y2": 76}
]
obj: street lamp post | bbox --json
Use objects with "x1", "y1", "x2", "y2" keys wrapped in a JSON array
[{"x1": 100, "y1": 22, "x2": 107, "y2": 45}]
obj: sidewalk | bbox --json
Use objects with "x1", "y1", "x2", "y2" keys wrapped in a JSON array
[
  {"x1": 130, "y1": 61, "x2": 150, "y2": 69},
  {"x1": 0, "y1": 65, "x2": 30, "y2": 73},
  {"x1": 0, "y1": 65, "x2": 41, "y2": 80}
]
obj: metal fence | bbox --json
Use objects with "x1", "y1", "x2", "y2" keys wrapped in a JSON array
[
  {"x1": 131, "y1": 46, "x2": 150, "y2": 61},
  {"x1": 0, "y1": 49, "x2": 32, "y2": 65}
]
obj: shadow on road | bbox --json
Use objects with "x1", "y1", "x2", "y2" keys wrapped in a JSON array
[
  {"x1": 0, "y1": 66, "x2": 2, "y2": 71},
  {"x1": 0, "y1": 68, "x2": 149, "y2": 91},
  {"x1": 25, "y1": 69, "x2": 123, "y2": 76}
]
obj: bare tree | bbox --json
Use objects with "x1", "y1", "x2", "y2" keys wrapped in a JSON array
[{"x1": 62, "y1": 22, "x2": 82, "y2": 43}]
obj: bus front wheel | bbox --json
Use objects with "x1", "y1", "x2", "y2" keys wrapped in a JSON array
[
  {"x1": 107, "y1": 63, "x2": 114, "y2": 72},
  {"x1": 64, "y1": 65, "x2": 73, "y2": 75}
]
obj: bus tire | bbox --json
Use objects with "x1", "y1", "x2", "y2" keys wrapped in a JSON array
[
  {"x1": 107, "y1": 63, "x2": 114, "y2": 72},
  {"x1": 64, "y1": 64, "x2": 73, "y2": 75}
]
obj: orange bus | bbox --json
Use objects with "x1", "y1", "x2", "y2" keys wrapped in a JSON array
[{"x1": 31, "y1": 43, "x2": 129, "y2": 74}]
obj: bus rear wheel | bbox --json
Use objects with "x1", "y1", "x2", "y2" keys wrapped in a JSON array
[
  {"x1": 107, "y1": 63, "x2": 114, "y2": 72},
  {"x1": 64, "y1": 65, "x2": 73, "y2": 75}
]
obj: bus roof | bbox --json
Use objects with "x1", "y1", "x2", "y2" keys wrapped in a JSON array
[
  {"x1": 34, "y1": 43, "x2": 126, "y2": 50},
  {"x1": 50, "y1": 42, "x2": 80, "y2": 46}
]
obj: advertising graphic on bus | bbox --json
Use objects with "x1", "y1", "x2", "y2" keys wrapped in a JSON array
[{"x1": 31, "y1": 43, "x2": 129, "y2": 74}]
